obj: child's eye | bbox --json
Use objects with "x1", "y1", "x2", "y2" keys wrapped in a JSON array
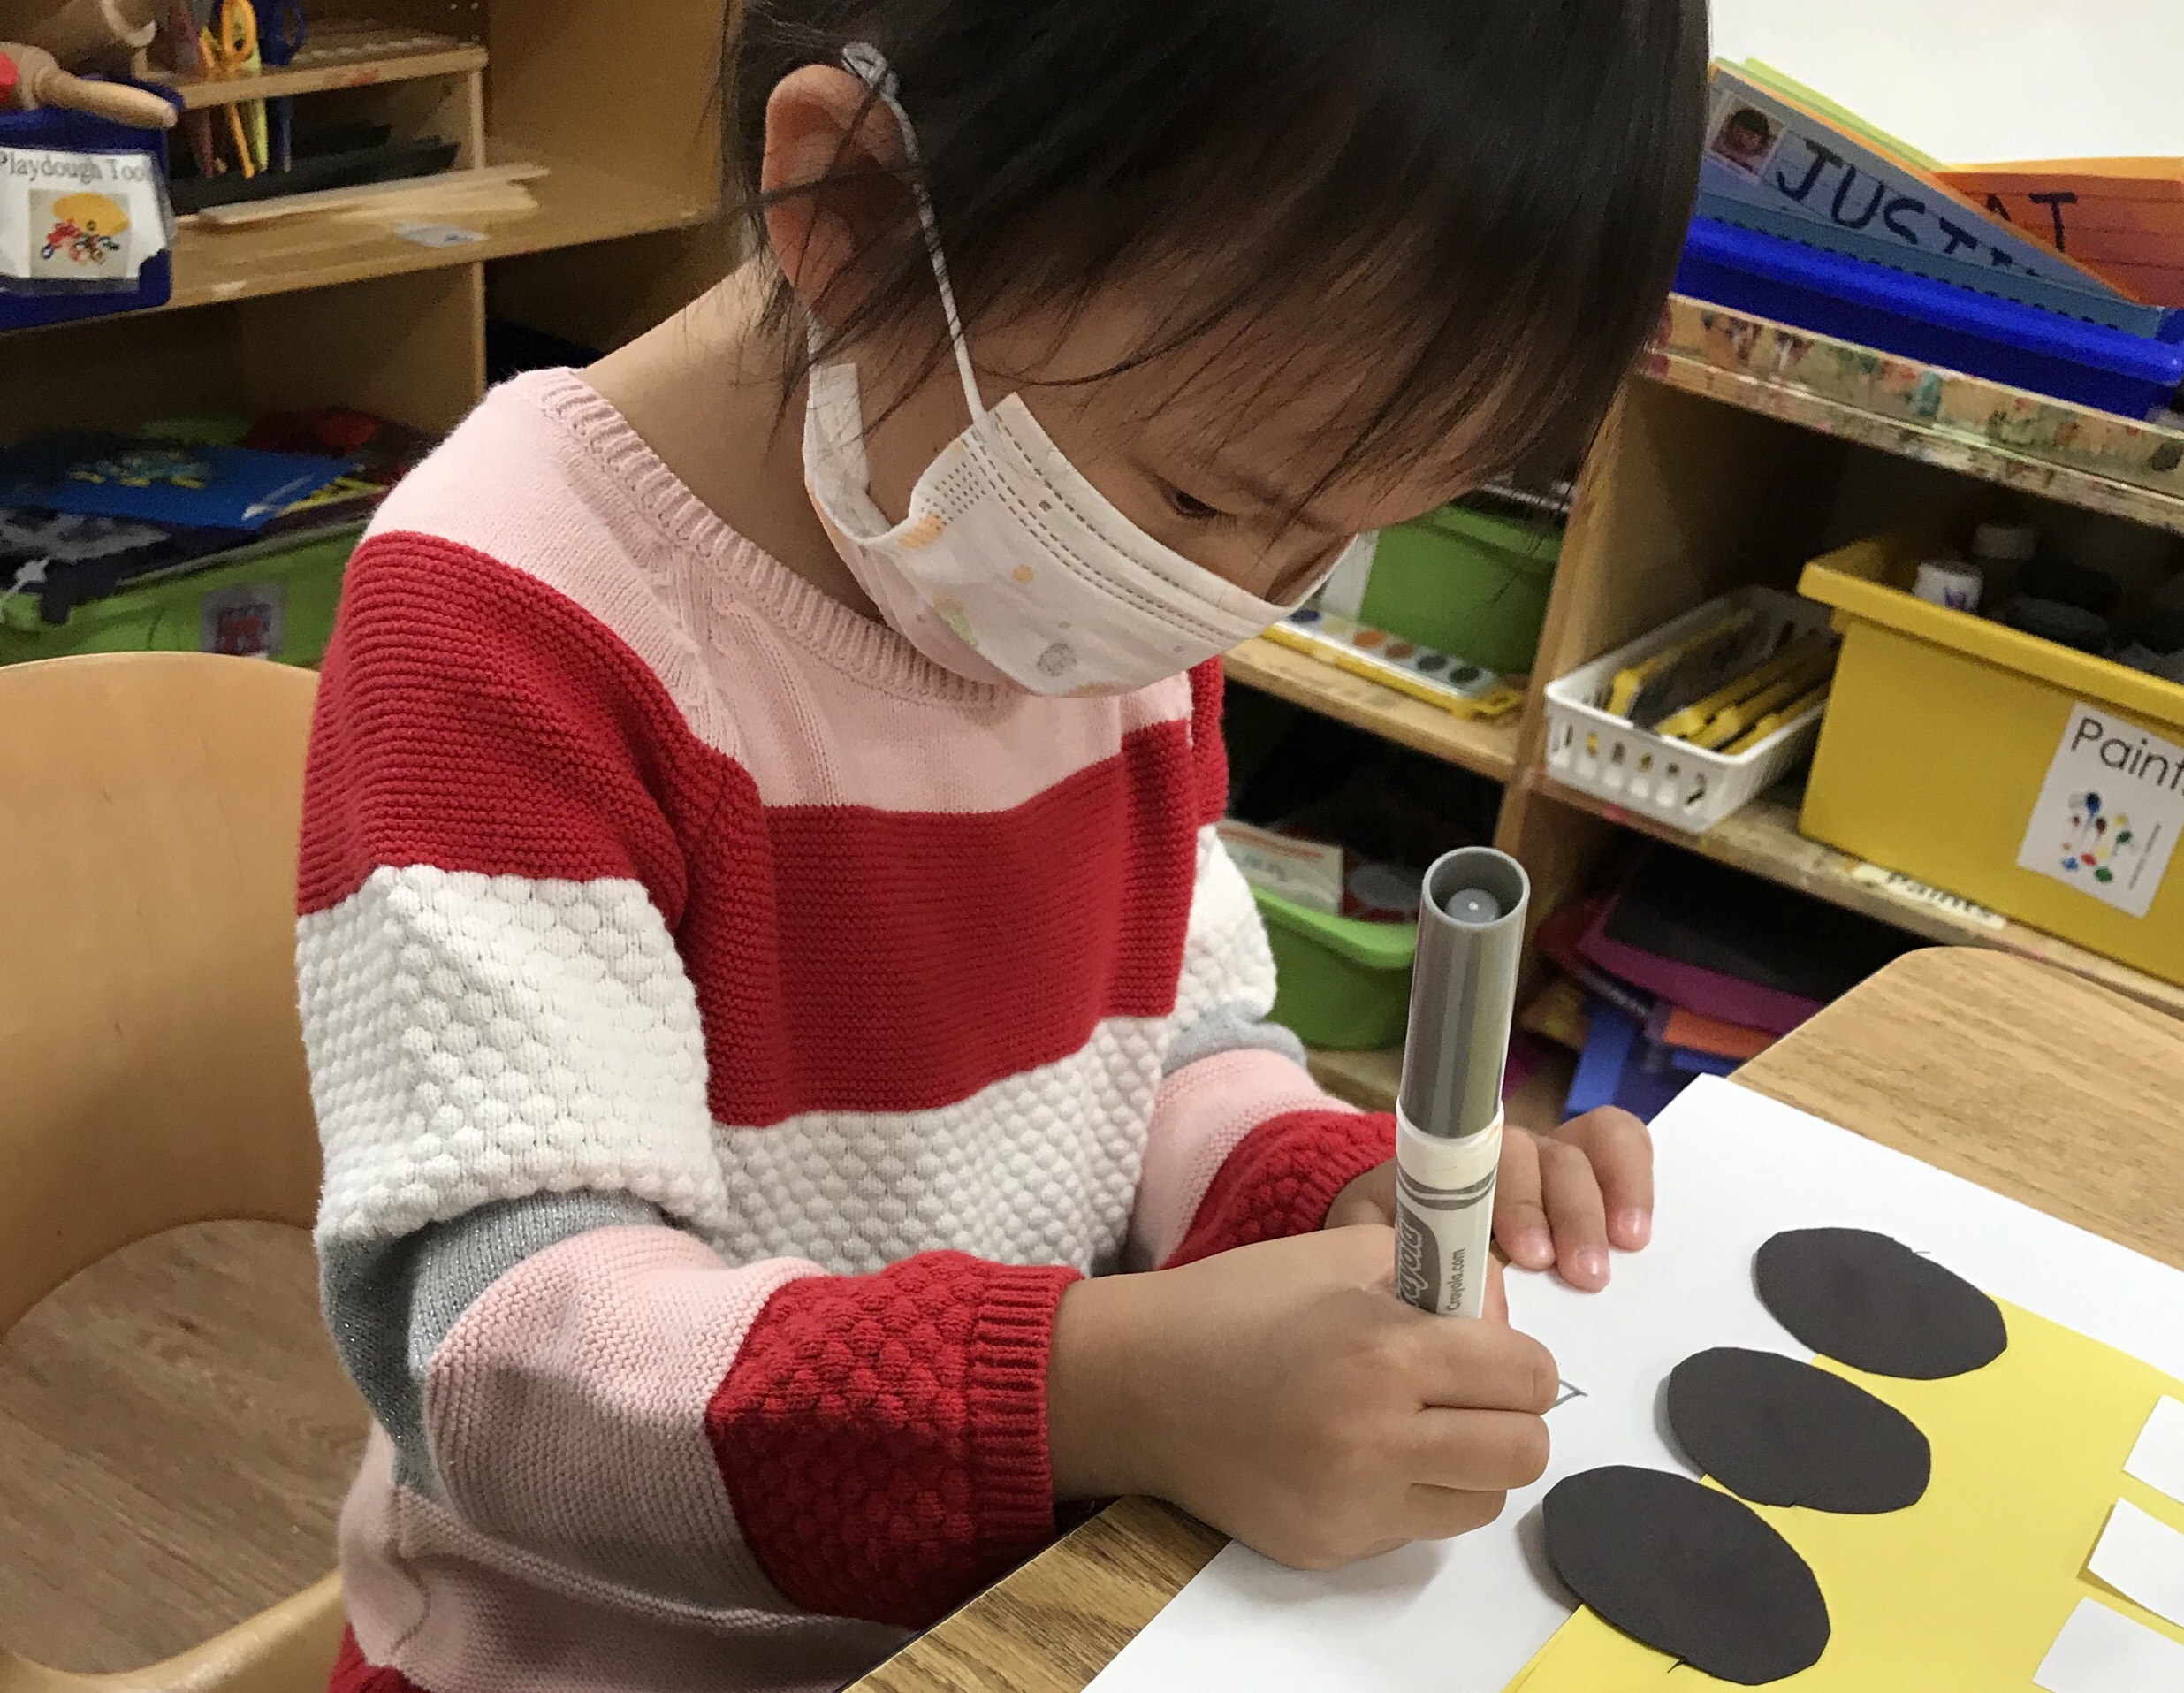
[{"x1": 1163, "y1": 483, "x2": 1229, "y2": 524}]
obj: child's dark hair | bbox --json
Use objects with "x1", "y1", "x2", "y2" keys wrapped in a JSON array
[{"x1": 728, "y1": 0, "x2": 1707, "y2": 493}]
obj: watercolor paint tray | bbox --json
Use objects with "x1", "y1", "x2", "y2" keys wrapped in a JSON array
[{"x1": 1265, "y1": 607, "x2": 1524, "y2": 720}]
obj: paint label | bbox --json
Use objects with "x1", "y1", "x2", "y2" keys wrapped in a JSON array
[
  {"x1": 2015, "y1": 703, "x2": 2184, "y2": 919},
  {"x1": 1848, "y1": 862, "x2": 2009, "y2": 933}
]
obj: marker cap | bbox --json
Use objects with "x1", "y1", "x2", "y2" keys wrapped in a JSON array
[{"x1": 1398, "y1": 847, "x2": 1530, "y2": 1141}]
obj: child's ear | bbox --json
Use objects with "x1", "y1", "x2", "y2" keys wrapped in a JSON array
[{"x1": 761, "y1": 64, "x2": 915, "y2": 330}]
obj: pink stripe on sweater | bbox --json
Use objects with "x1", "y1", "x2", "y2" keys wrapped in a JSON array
[
  {"x1": 423, "y1": 1228, "x2": 822, "y2": 1608},
  {"x1": 369, "y1": 370, "x2": 1194, "y2": 815},
  {"x1": 341, "y1": 1432, "x2": 907, "y2": 1693},
  {"x1": 1128, "y1": 1047, "x2": 1355, "y2": 1270}
]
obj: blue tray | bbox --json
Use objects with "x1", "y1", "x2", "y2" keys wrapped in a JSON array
[
  {"x1": 0, "y1": 99, "x2": 176, "y2": 332},
  {"x1": 1676, "y1": 214, "x2": 2184, "y2": 420}
]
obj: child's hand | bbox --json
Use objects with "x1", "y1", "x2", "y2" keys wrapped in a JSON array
[
  {"x1": 1323, "y1": 1107, "x2": 1654, "y2": 1292},
  {"x1": 1048, "y1": 1225, "x2": 1555, "y2": 1569}
]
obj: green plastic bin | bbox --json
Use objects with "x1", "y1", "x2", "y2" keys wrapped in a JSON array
[
  {"x1": 1361, "y1": 503, "x2": 1560, "y2": 675},
  {"x1": 1253, "y1": 884, "x2": 1418, "y2": 1049},
  {"x1": 0, "y1": 526, "x2": 359, "y2": 668}
]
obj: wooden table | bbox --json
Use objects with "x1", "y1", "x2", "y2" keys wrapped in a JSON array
[{"x1": 850, "y1": 948, "x2": 2184, "y2": 1693}]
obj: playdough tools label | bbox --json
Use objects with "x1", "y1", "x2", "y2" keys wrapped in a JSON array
[
  {"x1": 2016, "y1": 702, "x2": 2184, "y2": 919},
  {"x1": 0, "y1": 147, "x2": 168, "y2": 284},
  {"x1": 1392, "y1": 848, "x2": 1528, "y2": 1319}
]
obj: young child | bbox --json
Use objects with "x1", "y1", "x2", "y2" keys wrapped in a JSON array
[{"x1": 302, "y1": 4, "x2": 1705, "y2": 1689}]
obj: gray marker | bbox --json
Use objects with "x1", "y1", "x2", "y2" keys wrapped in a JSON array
[{"x1": 1393, "y1": 847, "x2": 1529, "y2": 1319}]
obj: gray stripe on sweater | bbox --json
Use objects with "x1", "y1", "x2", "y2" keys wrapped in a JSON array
[
  {"x1": 322, "y1": 1189, "x2": 662, "y2": 1493},
  {"x1": 1163, "y1": 1000, "x2": 1308, "y2": 1076}
]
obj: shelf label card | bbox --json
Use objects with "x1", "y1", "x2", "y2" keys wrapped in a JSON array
[
  {"x1": 0, "y1": 147, "x2": 168, "y2": 283},
  {"x1": 2016, "y1": 703, "x2": 2184, "y2": 919}
]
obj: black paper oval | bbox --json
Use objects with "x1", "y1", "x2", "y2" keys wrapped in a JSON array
[
  {"x1": 1543, "y1": 1465, "x2": 1830, "y2": 1685},
  {"x1": 1755, "y1": 1227, "x2": 2007, "y2": 1379},
  {"x1": 1668, "y1": 1346, "x2": 1931, "y2": 1512}
]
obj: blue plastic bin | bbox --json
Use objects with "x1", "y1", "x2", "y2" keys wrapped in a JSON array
[
  {"x1": 0, "y1": 99, "x2": 176, "y2": 331},
  {"x1": 1675, "y1": 214, "x2": 2184, "y2": 420}
]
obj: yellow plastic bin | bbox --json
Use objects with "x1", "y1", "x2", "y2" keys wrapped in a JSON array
[{"x1": 1799, "y1": 534, "x2": 2184, "y2": 988}]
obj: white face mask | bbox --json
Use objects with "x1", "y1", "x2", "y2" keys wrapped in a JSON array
[{"x1": 801, "y1": 44, "x2": 1374, "y2": 697}]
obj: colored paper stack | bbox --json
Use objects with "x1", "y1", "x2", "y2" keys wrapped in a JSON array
[
  {"x1": 1682, "y1": 59, "x2": 2184, "y2": 419},
  {"x1": 1522, "y1": 849, "x2": 1915, "y2": 1122}
]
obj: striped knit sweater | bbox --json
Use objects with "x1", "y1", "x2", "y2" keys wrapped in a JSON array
[{"x1": 298, "y1": 370, "x2": 1396, "y2": 1693}]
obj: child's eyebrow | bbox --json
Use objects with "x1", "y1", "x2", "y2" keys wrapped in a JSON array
[{"x1": 1195, "y1": 461, "x2": 1345, "y2": 534}]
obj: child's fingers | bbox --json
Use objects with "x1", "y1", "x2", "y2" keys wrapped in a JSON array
[
  {"x1": 1484, "y1": 1254, "x2": 1510, "y2": 1325},
  {"x1": 1538, "y1": 1137, "x2": 1611, "y2": 1290},
  {"x1": 1552, "y1": 1106, "x2": 1655, "y2": 1249},
  {"x1": 1491, "y1": 1129, "x2": 1555, "y2": 1270}
]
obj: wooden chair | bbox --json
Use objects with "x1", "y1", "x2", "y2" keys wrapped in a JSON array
[{"x1": 0, "y1": 652, "x2": 344, "y2": 1693}]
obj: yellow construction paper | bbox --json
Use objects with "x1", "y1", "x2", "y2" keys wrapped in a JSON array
[{"x1": 1505, "y1": 1300, "x2": 2184, "y2": 1691}]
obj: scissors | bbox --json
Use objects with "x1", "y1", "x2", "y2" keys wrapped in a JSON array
[
  {"x1": 199, "y1": 0, "x2": 262, "y2": 178},
  {"x1": 257, "y1": 0, "x2": 304, "y2": 172}
]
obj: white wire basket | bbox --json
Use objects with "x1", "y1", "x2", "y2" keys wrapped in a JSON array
[{"x1": 1542, "y1": 586, "x2": 1835, "y2": 834}]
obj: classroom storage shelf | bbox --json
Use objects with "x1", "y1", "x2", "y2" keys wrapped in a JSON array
[
  {"x1": 1221, "y1": 635, "x2": 1521, "y2": 783},
  {"x1": 1538, "y1": 781, "x2": 2184, "y2": 1025},
  {"x1": 0, "y1": 0, "x2": 728, "y2": 438},
  {"x1": 1643, "y1": 295, "x2": 2184, "y2": 540},
  {"x1": 166, "y1": 154, "x2": 711, "y2": 311},
  {"x1": 141, "y1": 20, "x2": 487, "y2": 107}
]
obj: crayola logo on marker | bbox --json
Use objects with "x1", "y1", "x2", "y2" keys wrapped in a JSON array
[
  {"x1": 1395, "y1": 1209, "x2": 1437, "y2": 1311},
  {"x1": 2016, "y1": 703, "x2": 2184, "y2": 919}
]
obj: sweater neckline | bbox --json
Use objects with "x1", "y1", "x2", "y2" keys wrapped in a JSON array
[{"x1": 519, "y1": 367, "x2": 1006, "y2": 706}]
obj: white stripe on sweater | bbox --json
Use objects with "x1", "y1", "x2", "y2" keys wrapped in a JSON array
[{"x1": 303, "y1": 826, "x2": 1283, "y2": 1270}]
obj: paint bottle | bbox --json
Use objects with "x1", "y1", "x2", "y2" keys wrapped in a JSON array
[
  {"x1": 1914, "y1": 557, "x2": 1983, "y2": 614},
  {"x1": 1970, "y1": 524, "x2": 2037, "y2": 613}
]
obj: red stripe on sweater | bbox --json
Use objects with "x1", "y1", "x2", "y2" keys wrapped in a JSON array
[
  {"x1": 299, "y1": 532, "x2": 710, "y2": 917},
  {"x1": 302, "y1": 535, "x2": 1209, "y2": 1123},
  {"x1": 328, "y1": 1629, "x2": 419, "y2": 1693},
  {"x1": 1189, "y1": 657, "x2": 1228, "y2": 825},
  {"x1": 1164, "y1": 1108, "x2": 1396, "y2": 1268},
  {"x1": 706, "y1": 1253, "x2": 1077, "y2": 1627}
]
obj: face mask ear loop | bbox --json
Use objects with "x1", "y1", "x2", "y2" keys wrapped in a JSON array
[{"x1": 841, "y1": 43, "x2": 987, "y2": 423}]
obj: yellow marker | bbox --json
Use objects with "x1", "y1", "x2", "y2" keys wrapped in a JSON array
[
  {"x1": 1653, "y1": 631, "x2": 1834, "y2": 740},
  {"x1": 1723, "y1": 684, "x2": 1831, "y2": 755},
  {"x1": 1691, "y1": 656, "x2": 1835, "y2": 750},
  {"x1": 1605, "y1": 610, "x2": 1754, "y2": 721}
]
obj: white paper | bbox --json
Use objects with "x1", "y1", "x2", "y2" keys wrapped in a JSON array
[
  {"x1": 1088, "y1": 1076, "x2": 2184, "y2": 1693},
  {"x1": 2035, "y1": 1598, "x2": 2184, "y2": 1693},
  {"x1": 2126, "y1": 1399, "x2": 2184, "y2": 1506},
  {"x1": 2089, "y1": 1499, "x2": 2184, "y2": 1629},
  {"x1": 2016, "y1": 704, "x2": 2184, "y2": 920}
]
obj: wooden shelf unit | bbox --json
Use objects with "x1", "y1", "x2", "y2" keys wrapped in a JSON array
[
  {"x1": 168, "y1": 155, "x2": 710, "y2": 312},
  {"x1": 142, "y1": 22, "x2": 487, "y2": 108},
  {"x1": 1538, "y1": 782, "x2": 2184, "y2": 1024},
  {"x1": 0, "y1": 0, "x2": 729, "y2": 434},
  {"x1": 1221, "y1": 636, "x2": 1520, "y2": 783},
  {"x1": 1227, "y1": 294, "x2": 2184, "y2": 1055}
]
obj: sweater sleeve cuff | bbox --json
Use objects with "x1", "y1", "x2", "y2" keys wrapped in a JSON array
[
  {"x1": 1164, "y1": 1109, "x2": 1396, "y2": 1268},
  {"x1": 706, "y1": 1254, "x2": 1078, "y2": 1628}
]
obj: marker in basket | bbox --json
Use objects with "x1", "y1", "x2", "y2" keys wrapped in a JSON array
[{"x1": 1393, "y1": 847, "x2": 1529, "y2": 1319}]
